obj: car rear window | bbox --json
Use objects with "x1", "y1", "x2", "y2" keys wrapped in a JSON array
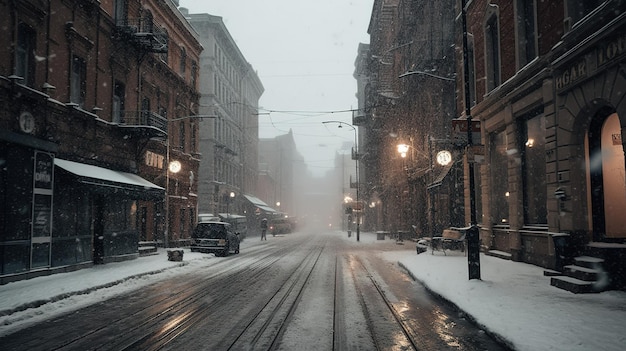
[{"x1": 193, "y1": 223, "x2": 228, "y2": 239}]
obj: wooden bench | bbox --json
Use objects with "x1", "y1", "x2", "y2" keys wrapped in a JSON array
[{"x1": 431, "y1": 228, "x2": 466, "y2": 255}]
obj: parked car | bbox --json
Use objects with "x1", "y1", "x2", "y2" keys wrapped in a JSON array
[
  {"x1": 269, "y1": 217, "x2": 292, "y2": 235},
  {"x1": 197, "y1": 213, "x2": 221, "y2": 223},
  {"x1": 218, "y1": 213, "x2": 248, "y2": 239},
  {"x1": 190, "y1": 221, "x2": 240, "y2": 257}
]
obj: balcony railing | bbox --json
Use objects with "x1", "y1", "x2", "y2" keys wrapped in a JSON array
[
  {"x1": 352, "y1": 109, "x2": 367, "y2": 126},
  {"x1": 115, "y1": 18, "x2": 168, "y2": 53},
  {"x1": 118, "y1": 111, "x2": 167, "y2": 134}
]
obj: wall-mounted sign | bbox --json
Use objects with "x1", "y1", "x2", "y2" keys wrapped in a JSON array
[{"x1": 19, "y1": 111, "x2": 35, "y2": 134}]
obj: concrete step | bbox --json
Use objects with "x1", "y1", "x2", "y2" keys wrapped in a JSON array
[
  {"x1": 139, "y1": 246, "x2": 157, "y2": 256},
  {"x1": 486, "y1": 250, "x2": 512, "y2": 260},
  {"x1": 563, "y1": 264, "x2": 601, "y2": 282},
  {"x1": 550, "y1": 276, "x2": 599, "y2": 294},
  {"x1": 573, "y1": 256, "x2": 604, "y2": 269}
]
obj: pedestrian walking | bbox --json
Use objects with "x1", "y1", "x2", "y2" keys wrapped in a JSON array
[{"x1": 260, "y1": 218, "x2": 268, "y2": 241}]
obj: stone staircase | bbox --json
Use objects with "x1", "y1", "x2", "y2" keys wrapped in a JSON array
[
  {"x1": 138, "y1": 241, "x2": 158, "y2": 256},
  {"x1": 550, "y1": 242, "x2": 626, "y2": 293}
]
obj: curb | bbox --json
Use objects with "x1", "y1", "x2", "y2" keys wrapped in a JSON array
[
  {"x1": 397, "y1": 261, "x2": 515, "y2": 351},
  {"x1": 0, "y1": 261, "x2": 189, "y2": 317}
]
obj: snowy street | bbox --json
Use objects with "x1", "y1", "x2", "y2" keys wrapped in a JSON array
[
  {"x1": 1, "y1": 230, "x2": 625, "y2": 350},
  {"x1": 0, "y1": 230, "x2": 502, "y2": 350}
]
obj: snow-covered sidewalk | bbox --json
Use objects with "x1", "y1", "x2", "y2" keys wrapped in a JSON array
[{"x1": 0, "y1": 231, "x2": 624, "y2": 351}]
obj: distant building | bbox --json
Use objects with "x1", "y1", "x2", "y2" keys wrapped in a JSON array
[
  {"x1": 258, "y1": 130, "x2": 306, "y2": 218},
  {"x1": 185, "y1": 11, "x2": 264, "y2": 219}
]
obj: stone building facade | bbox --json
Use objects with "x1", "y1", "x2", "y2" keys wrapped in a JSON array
[{"x1": 185, "y1": 11, "x2": 264, "y2": 220}]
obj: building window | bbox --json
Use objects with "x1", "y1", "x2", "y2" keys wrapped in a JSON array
[
  {"x1": 467, "y1": 34, "x2": 477, "y2": 107},
  {"x1": 141, "y1": 97, "x2": 150, "y2": 124},
  {"x1": 515, "y1": 0, "x2": 537, "y2": 68},
  {"x1": 179, "y1": 121, "x2": 185, "y2": 151},
  {"x1": 191, "y1": 61, "x2": 198, "y2": 88},
  {"x1": 521, "y1": 111, "x2": 547, "y2": 224},
  {"x1": 189, "y1": 208, "x2": 195, "y2": 235},
  {"x1": 16, "y1": 23, "x2": 36, "y2": 87},
  {"x1": 113, "y1": 81, "x2": 125, "y2": 123},
  {"x1": 70, "y1": 55, "x2": 87, "y2": 107},
  {"x1": 191, "y1": 122, "x2": 197, "y2": 153},
  {"x1": 114, "y1": 0, "x2": 127, "y2": 23},
  {"x1": 566, "y1": 0, "x2": 602, "y2": 26},
  {"x1": 491, "y1": 130, "x2": 509, "y2": 225},
  {"x1": 180, "y1": 208, "x2": 186, "y2": 238},
  {"x1": 484, "y1": 11, "x2": 501, "y2": 92},
  {"x1": 180, "y1": 47, "x2": 186, "y2": 74}
]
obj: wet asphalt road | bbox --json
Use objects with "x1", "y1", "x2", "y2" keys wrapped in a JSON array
[{"x1": 0, "y1": 230, "x2": 510, "y2": 350}]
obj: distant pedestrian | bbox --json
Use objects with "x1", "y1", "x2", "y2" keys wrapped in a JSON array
[{"x1": 260, "y1": 218, "x2": 268, "y2": 241}]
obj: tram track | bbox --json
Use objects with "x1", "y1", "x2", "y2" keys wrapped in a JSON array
[{"x1": 347, "y1": 254, "x2": 420, "y2": 351}]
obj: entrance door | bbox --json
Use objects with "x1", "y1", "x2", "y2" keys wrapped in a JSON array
[{"x1": 588, "y1": 112, "x2": 626, "y2": 240}]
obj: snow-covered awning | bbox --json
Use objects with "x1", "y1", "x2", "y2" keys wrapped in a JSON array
[
  {"x1": 55, "y1": 158, "x2": 164, "y2": 199},
  {"x1": 243, "y1": 194, "x2": 278, "y2": 214},
  {"x1": 427, "y1": 163, "x2": 454, "y2": 190}
]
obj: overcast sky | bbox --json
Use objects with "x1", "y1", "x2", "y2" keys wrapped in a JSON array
[{"x1": 181, "y1": 0, "x2": 374, "y2": 176}]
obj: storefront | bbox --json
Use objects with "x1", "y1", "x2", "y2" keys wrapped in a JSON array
[
  {"x1": 0, "y1": 141, "x2": 163, "y2": 282},
  {"x1": 473, "y1": 12, "x2": 626, "y2": 271}
]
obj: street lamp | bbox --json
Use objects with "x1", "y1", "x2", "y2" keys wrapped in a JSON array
[
  {"x1": 164, "y1": 156, "x2": 181, "y2": 248},
  {"x1": 227, "y1": 191, "x2": 235, "y2": 218},
  {"x1": 163, "y1": 114, "x2": 216, "y2": 248},
  {"x1": 322, "y1": 120, "x2": 360, "y2": 242}
]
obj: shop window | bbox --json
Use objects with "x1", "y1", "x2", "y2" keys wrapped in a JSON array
[
  {"x1": 521, "y1": 112, "x2": 547, "y2": 224},
  {"x1": 70, "y1": 55, "x2": 86, "y2": 107},
  {"x1": 16, "y1": 23, "x2": 36, "y2": 87},
  {"x1": 515, "y1": 0, "x2": 537, "y2": 68},
  {"x1": 491, "y1": 130, "x2": 509, "y2": 224}
]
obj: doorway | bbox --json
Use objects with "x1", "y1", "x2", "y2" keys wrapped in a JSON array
[{"x1": 588, "y1": 111, "x2": 626, "y2": 241}]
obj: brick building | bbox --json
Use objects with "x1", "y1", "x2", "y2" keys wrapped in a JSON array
[
  {"x1": 357, "y1": 0, "x2": 459, "y2": 235},
  {"x1": 360, "y1": 0, "x2": 626, "y2": 290},
  {"x1": 457, "y1": 0, "x2": 626, "y2": 290},
  {"x1": 0, "y1": 0, "x2": 200, "y2": 282}
]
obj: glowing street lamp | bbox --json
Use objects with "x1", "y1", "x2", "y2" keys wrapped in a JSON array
[{"x1": 322, "y1": 120, "x2": 360, "y2": 242}]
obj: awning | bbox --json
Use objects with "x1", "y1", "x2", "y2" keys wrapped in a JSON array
[
  {"x1": 55, "y1": 158, "x2": 164, "y2": 198},
  {"x1": 427, "y1": 163, "x2": 454, "y2": 190},
  {"x1": 243, "y1": 194, "x2": 278, "y2": 214}
]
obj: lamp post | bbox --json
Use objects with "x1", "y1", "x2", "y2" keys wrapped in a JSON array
[
  {"x1": 322, "y1": 120, "x2": 360, "y2": 242},
  {"x1": 461, "y1": 0, "x2": 480, "y2": 280},
  {"x1": 163, "y1": 114, "x2": 216, "y2": 248},
  {"x1": 227, "y1": 191, "x2": 235, "y2": 218}
]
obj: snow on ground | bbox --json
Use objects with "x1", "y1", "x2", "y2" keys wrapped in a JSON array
[{"x1": 1, "y1": 231, "x2": 625, "y2": 351}]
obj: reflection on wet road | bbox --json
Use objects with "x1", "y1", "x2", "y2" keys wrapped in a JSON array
[{"x1": 0, "y1": 230, "x2": 509, "y2": 350}]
